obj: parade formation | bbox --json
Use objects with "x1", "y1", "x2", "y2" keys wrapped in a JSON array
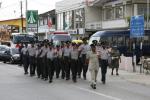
[{"x1": 20, "y1": 39, "x2": 120, "y2": 90}]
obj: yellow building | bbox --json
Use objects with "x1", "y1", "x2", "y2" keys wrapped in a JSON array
[{"x1": 0, "y1": 18, "x2": 26, "y2": 42}]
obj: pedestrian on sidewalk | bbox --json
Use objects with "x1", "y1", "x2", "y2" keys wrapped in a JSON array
[
  {"x1": 110, "y1": 46, "x2": 120, "y2": 76},
  {"x1": 87, "y1": 44, "x2": 100, "y2": 89}
]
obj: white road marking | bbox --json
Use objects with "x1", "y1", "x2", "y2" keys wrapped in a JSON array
[{"x1": 73, "y1": 86, "x2": 122, "y2": 100}]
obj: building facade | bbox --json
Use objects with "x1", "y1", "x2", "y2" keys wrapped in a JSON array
[
  {"x1": 38, "y1": 10, "x2": 56, "y2": 40},
  {"x1": 56, "y1": 0, "x2": 150, "y2": 38}
]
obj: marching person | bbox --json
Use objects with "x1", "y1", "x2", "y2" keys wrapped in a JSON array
[
  {"x1": 27, "y1": 43, "x2": 36, "y2": 76},
  {"x1": 62, "y1": 42, "x2": 71, "y2": 80},
  {"x1": 70, "y1": 43, "x2": 79, "y2": 83},
  {"x1": 100, "y1": 42, "x2": 109, "y2": 84},
  {"x1": 35, "y1": 44, "x2": 42, "y2": 78},
  {"x1": 47, "y1": 43, "x2": 54, "y2": 83},
  {"x1": 21, "y1": 43, "x2": 29, "y2": 75},
  {"x1": 78, "y1": 39, "x2": 91, "y2": 80},
  {"x1": 110, "y1": 46, "x2": 120, "y2": 76},
  {"x1": 40, "y1": 42, "x2": 49, "y2": 80},
  {"x1": 86, "y1": 44, "x2": 99, "y2": 89},
  {"x1": 60, "y1": 43, "x2": 65, "y2": 79}
]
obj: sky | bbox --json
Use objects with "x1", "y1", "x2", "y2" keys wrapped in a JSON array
[{"x1": 0, "y1": 0, "x2": 62, "y2": 21}]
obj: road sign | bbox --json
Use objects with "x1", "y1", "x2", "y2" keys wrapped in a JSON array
[
  {"x1": 130, "y1": 15, "x2": 144, "y2": 38},
  {"x1": 26, "y1": 10, "x2": 38, "y2": 32}
]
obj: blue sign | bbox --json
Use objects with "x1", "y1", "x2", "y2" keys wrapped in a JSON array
[{"x1": 130, "y1": 15, "x2": 144, "y2": 38}]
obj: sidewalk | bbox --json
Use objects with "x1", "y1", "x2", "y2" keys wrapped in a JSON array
[{"x1": 119, "y1": 69, "x2": 150, "y2": 86}]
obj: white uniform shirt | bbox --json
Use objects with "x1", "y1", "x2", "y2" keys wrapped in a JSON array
[
  {"x1": 47, "y1": 49, "x2": 54, "y2": 59},
  {"x1": 40, "y1": 47, "x2": 49, "y2": 58},
  {"x1": 100, "y1": 48, "x2": 109, "y2": 60},
  {"x1": 35, "y1": 48, "x2": 41, "y2": 58},
  {"x1": 21, "y1": 47, "x2": 28, "y2": 55},
  {"x1": 63, "y1": 47, "x2": 71, "y2": 57},
  {"x1": 71, "y1": 48, "x2": 78, "y2": 60},
  {"x1": 27, "y1": 46, "x2": 36, "y2": 57},
  {"x1": 78, "y1": 44, "x2": 91, "y2": 55}
]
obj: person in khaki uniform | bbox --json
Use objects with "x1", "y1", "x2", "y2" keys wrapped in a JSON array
[
  {"x1": 86, "y1": 44, "x2": 99, "y2": 89},
  {"x1": 110, "y1": 47, "x2": 120, "y2": 76}
]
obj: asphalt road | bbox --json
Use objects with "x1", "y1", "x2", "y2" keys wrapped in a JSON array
[{"x1": 0, "y1": 62, "x2": 150, "y2": 100}]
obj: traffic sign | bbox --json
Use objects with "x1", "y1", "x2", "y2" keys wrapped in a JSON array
[{"x1": 130, "y1": 15, "x2": 144, "y2": 38}]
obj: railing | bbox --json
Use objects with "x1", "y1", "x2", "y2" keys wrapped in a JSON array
[{"x1": 85, "y1": 21, "x2": 102, "y2": 30}]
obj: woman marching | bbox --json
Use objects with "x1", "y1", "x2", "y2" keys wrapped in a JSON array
[{"x1": 86, "y1": 44, "x2": 100, "y2": 89}]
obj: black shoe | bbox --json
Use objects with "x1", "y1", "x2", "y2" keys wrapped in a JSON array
[
  {"x1": 49, "y1": 80, "x2": 52, "y2": 83},
  {"x1": 24, "y1": 72, "x2": 28, "y2": 75},
  {"x1": 78, "y1": 75, "x2": 81, "y2": 78},
  {"x1": 56, "y1": 76, "x2": 59, "y2": 79},
  {"x1": 116, "y1": 73, "x2": 119, "y2": 76},
  {"x1": 93, "y1": 84, "x2": 96, "y2": 89},
  {"x1": 66, "y1": 78, "x2": 70, "y2": 80},
  {"x1": 41, "y1": 77, "x2": 44, "y2": 79},
  {"x1": 38, "y1": 76, "x2": 40, "y2": 78},
  {"x1": 73, "y1": 79, "x2": 77, "y2": 83},
  {"x1": 61, "y1": 76, "x2": 65, "y2": 79}
]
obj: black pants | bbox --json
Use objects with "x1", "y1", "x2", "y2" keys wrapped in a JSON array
[
  {"x1": 42, "y1": 57, "x2": 48, "y2": 79},
  {"x1": 101, "y1": 60, "x2": 108, "y2": 82},
  {"x1": 77, "y1": 57, "x2": 82, "y2": 76},
  {"x1": 64, "y1": 56, "x2": 70, "y2": 79},
  {"x1": 81, "y1": 54, "x2": 88, "y2": 78},
  {"x1": 47, "y1": 59, "x2": 54, "y2": 81},
  {"x1": 53, "y1": 58, "x2": 61, "y2": 77},
  {"x1": 36, "y1": 57, "x2": 41, "y2": 77},
  {"x1": 60, "y1": 58, "x2": 65, "y2": 78},
  {"x1": 29, "y1": 56, "x2": 36, "y2": 75},
  {"x1": 23, "y1": 55, "x2": 29, "y2": 73},
  {"x1": 71, "y1": 59, "x2": 78, "y2": 80}
]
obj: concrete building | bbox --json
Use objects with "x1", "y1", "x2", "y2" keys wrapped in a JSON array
[
  {"x1": 56, "y1": 0, "x2": 150, "y2": 38},
  {"x1": 38, "y1": 10, "x2": 56, "y2": 40}
]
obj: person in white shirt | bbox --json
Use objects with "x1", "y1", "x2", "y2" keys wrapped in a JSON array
[
  {"x1": 70, "y1": 43, "x2": 79, "y2": 83},
  {"x1": 27, "y1": 43, "x2": 36, "y2": 76},
  {"x1": 40, "y1": 43, "x2": 49, "y2": 80},
  {"x1": 21, "y1": 43, "x2": 29, "y2": 75},
  {"x1": 99, "y1": 42, "x2": 109, "y2": 84},
  {"x1": 78, "y1": 40, "x2": 91, "y2": 80},
  {"x1": 47, "y1": 43, "x2": 54, "y2": 83},
  {"x1": 62, "y1": 42, "x2": 71, "y2": 80},
  {"x1": 86, "y1": 44, "x2": 100, "y2": 89}
]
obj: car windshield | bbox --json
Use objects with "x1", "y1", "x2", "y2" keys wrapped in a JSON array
[
  {"x1": 11, "y1": 48, "x2": 19, "y2": 55},
  {"x1": 13, "y1": 35, "x2": 36, "y2": 44},
  {"x1": 52, "y1": 35, "x2": 71, "y2": 41}
]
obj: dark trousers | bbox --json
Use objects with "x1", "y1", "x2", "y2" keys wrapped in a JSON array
[
  {"x1": 81, "y1": 54, "x2": 88, "y2": 78},
  {"x1": 47, "y1": 59, "x2": 54, "y2": 81},
  {"x1": 77, "y1": 57, "x2": 82, "y2": 76},
  {"x1": 36, "y1": 57, "x2": 41, "y2": 77},
  {"x1": 23, "y1": 55, "x2": 29, "y2": 73},
  {"x1": 53, "y1": 58, "x2": 61, "y2": 77},
  {"x1": 29, "y1": 56, "x2": 36, "y2": 75},
  {"x1": 64, "y1": 56, "x2": 70, "y2": 79},
  {"x1": 42, "y1": 57, "x2": 48, "y2": 79},
  {"x1": 101, "y1": 60, "x2": 108, "y2": 82},
  {"x1": 71, "y1": 59, "x2": 78, "y2": 80},
  {"x1": 60, "y1": 58, "x2": 65, "y2": 78}
]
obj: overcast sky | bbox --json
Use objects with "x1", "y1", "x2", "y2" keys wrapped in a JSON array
[{"x1": 0, "y1": 0, "x2": 62, "y2": 21}]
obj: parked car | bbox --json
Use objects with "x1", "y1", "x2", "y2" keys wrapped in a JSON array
[
  {"x1": 1, "y1": 48, "x2": 20, "y2": 64},
  {"x1": 0, "y1": 45, "x2": 10, "y2": 60}
]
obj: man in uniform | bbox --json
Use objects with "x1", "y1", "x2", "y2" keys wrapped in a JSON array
[
  {"x1": 47, "y1": 43, "x2": 54, "y2": 83},
  {"x1": 62, "y1": 42, "x2": 71, "y2": 80},
  {"x1": 27, "y1": 43, "x2": 36, "y2": 76},
  {"x1": 21, "y1": 43, "x2": 29, "y2": 74},
  {"x1": 40, "y1": 42, "x2": 49, "y2": 80},
  {"x1": 70, "y1": 43, "x2": 79, "y2": 82}
]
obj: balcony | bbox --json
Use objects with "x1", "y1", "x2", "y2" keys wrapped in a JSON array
[{"x1": 85, "y1": 21, "x2": 102, "y2": 30}]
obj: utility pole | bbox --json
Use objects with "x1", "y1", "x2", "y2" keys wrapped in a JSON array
[
  {"x1": 26, "y1": 0, "x2": 28, "y2": 32},
  {"x1": 147, "y1": 0, "x2": 150, "y2": 29},
  {"x1": 20, "y1": 1, "x2": 23, "y2": 33}
]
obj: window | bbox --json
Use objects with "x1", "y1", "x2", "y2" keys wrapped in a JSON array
[
  {"x1": 115, "y1": 6, "x2": 124, "y2": 19},
  {"x1": 138, "y1": 4, "x2": 150, "y2": 15},
  {"x1": 105, "y1": 7, "x2": 114, "y2": 20},
  {"x1": 75, "y1": 8, "x2": 85, "y2": 28}
]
